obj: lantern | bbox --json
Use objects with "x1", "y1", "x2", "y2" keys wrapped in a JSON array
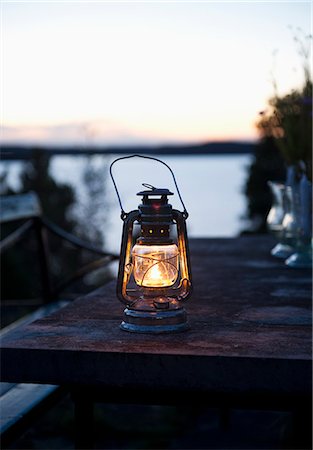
[{"x1": 110, "y1": 155, "x2": 192, "y2": 333}]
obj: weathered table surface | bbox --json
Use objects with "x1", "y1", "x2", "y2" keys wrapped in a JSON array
[{"x1": 1, "y1": 236, "x2": 312, "y2": 404}]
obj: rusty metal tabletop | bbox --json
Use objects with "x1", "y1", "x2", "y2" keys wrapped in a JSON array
[{"x1": 1, "y1": 236, "x2": 312, "y2": 405}]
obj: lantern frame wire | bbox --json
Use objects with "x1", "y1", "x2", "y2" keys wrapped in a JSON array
[{"x1": 109, "y1": 154, "x2": 189, "y2": 219}]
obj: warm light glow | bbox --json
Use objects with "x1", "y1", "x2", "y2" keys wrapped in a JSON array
[
  {"x1": 149, "y1": 262, "x2": 162, "y2": 282},
  {"x1": 132, "y1": 244, "x2": 179, "y2": 287}
]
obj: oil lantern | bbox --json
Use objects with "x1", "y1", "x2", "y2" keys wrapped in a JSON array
[{"x1": 110, "y1": 155, "x2": 192, "y2": 333}]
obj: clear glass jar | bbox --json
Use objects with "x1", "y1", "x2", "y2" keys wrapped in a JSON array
[
  {"x1": 132, "y1": 243, "x2": 179, "y2": 287},
  {"x1": 281, "y1": 185, "x2": 300, "y2": 247},
  {"x1": 267, "y1": 181, "x2": 295, "y2": 259},
  {"x1": 285, "y1": 174, "x2": 312, "y2": 268},
  {"x1": 266, "y1": 181, "x2": 285, "y2": 239}
]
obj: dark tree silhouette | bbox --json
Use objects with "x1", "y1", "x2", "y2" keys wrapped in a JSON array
[
  {"x1": 1, "y1": 149, "x2": 111, "y2": 307},
  {"x1": 242, "y1": 32, "x2": 312, "y2": 233},
  {"x1": 20, "y1": 149, "x2": 76, "y2": 230},
  {"x1": 242, "y1": 136, "x2": 286, "y2": 233}
]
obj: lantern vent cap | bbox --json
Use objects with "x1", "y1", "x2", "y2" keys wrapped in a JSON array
[{"x1": 137, "y1": 183, "x2": 174, "y2": 197}]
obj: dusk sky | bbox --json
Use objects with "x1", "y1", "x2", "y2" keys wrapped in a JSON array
[{"x1": 1, "y1": 1, "x2": 311, "y2": 147}]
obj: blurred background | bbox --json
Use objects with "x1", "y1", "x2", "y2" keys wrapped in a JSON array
[
  {"x1": 0, "y1": 1, "x2": 312, "y2": 320},
  {"x1": 1, "y1": 2, "x2": 311, "y2": 293},
  {"x1": 0, "y1": 1, "x2": 312, "y2": 448}
]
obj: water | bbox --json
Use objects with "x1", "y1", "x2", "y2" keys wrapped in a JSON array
[{"x1": 1, "y1": 153, "x2": 252, "y2": 254}]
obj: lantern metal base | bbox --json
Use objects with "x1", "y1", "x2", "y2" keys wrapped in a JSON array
[{"x1": 120, "y1": 306, "x2": 189, "y2": 333}]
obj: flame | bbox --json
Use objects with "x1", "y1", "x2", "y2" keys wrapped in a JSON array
[{"x1": 148, "y1": 262, "x2": 163, "y2": 283}]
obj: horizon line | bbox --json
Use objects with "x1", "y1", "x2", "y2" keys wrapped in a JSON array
[{"x1": 0, "y1": 140, "x2": 257, "y2": 161}]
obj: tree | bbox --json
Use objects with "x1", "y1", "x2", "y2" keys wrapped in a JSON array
[
  {"x1": 257, "y1": 30, "x2": 312, "y2": 177},
  {"x1": 242, "y1": 31, "x2": 312, "y2": 233},
  {"x1": 257, "y1": 78, "x2": 312, "y2": 179},
  {"x1": 243, "y1": 137, "x2": 286, "y2": 233},
  {"x1": 72, "y1": 155, "x2": 107, "y2": 247},
  {"x1": 1, "y1": 149, "x2": 78, "y2": 301},
  {"x1": 2, "y1": 149, "x2": 113, "y2": 302},
  {"x1": 20, "y1": 149, "x2": 76, "y2": 230}
]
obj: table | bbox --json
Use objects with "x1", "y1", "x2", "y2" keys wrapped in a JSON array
[{"x1": 1, "y1": 236, "x2": 312, "y2": 447}]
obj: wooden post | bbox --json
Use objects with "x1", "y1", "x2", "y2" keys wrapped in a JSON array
[
  {"x1": 290, "y1": 400, "x2": 312, "y2": 449},
  {"x1": 72, "y1": 392, "x2": 94, "y2": 450}
]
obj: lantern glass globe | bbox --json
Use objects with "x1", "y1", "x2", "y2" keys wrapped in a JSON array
[{"x1": 132, "y1": 243, "x2": 179, "y2": 287}]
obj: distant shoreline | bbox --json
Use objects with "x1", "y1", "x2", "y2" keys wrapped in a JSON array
[{"x1": 0, "y1": 141, "x2": 256, "y2": 161}]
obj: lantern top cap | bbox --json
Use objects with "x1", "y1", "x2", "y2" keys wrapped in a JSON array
[{"x1": 137, "y1": 183, "x2": 174, "y2": 197}]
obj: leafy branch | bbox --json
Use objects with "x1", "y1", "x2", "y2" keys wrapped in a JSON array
[{"x1": 256, "y1": 31, "x2": 312, "y2": 178}]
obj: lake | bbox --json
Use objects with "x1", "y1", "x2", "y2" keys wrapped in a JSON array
[{"x1": 1, "y1": 153, "x2": 253, "y2": 254}]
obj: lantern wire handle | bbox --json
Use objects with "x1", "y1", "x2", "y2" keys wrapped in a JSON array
[{"x1": 109, "y1": 154, "x2": 189, "y2": 220}]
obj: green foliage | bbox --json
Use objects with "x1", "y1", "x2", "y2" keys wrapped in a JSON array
[
  {"x1": 257, "y1": 79, "x2": 312, "y2": 177},
  {"x1": 1, "y1": 149, "x2": 110, "y2": 306},
  {"x1": 257, "y1": 32, "x2": 312, "y2": 178},
  {"x1": 243, "y1": 30, "x2": 312, "y2": 233},
  {"x1": 1, "y1": 149, "x2": 78, "y2": 302},
  {"x1": 20, "y1": 149, "x2": 76, "y2": 230},
  {"x1": 72, "y1": 156, "x2": 107, "y2": 247}
]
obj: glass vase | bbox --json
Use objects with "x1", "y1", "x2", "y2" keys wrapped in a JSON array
[
  {"x1": 267, "y1": 181, "x2": 294, "y2": 258},
  {"x1": 285, "y1": 174, "x2": 312, "y2": 269}
]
